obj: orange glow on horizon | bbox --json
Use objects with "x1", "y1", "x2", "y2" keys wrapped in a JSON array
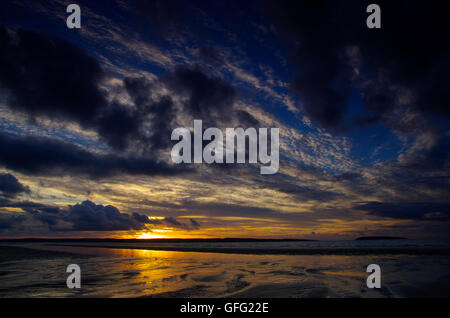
[{"x1": 137, "y1": 232, "x2": 166, "y2": 239}]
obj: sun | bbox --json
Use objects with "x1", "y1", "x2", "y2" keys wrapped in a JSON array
[{"x1": 137, "y1": 232, "x2": 164, "y2": 239}]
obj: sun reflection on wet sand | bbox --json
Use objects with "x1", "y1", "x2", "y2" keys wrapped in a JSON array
[{"x1": 2, "y1": 244, "x2": 450, "y2": 298}]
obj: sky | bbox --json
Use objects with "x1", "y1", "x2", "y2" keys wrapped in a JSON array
[{"x1": 0, "y1": 0, "x2": 449, "y2": 240}]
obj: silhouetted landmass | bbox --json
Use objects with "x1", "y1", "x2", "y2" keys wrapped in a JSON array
[
  {"x1": 355, "y1": 236, "x2": 408, "y2": 241},
  {"x1": 0, "y1": 238, "x2": 317, "y2": 243}
]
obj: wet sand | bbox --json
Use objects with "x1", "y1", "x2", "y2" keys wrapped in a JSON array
[
  {"x1": 1, "y1": 243, "x2": 450, "y2": 298},
  {"x1": 0, "y1": 246, "x2": 79, "y2": 263}
]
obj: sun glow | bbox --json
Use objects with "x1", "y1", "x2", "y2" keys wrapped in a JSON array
[{"x1": 137, "y1": 233, "x2": 165, "y2": 239}]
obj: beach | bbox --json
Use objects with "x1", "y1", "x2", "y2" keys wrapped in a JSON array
[{"x1": 1, "y1": 240, "x2": 450, "y2": 298}]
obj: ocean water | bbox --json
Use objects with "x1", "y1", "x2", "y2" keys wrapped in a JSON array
[{"x1": 1, "y1": 240, "x2": 450, "y2": 298}]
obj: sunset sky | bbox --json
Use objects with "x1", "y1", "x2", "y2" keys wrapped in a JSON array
[{"x1": 0, "y1": 0, "x2": 449, "y2": 240}]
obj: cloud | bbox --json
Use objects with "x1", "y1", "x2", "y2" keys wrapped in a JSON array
[
  {"x1": 0, "y1": 173, "x2": 29, "y2": 198},
  {"x1": 263, "y1": 179, "x2": 342, "y2": 202},
  {"x1": 164, "y1": 216, "x2": 182, "y2": 227},
  {"x1": 0, "y1": 26, "x2": 258, "y2": 157},
  {"x1": 167, "y1": 64, "x2": 258, "y2": 127},
  {"x1": 133, "y1": 0, "x2": 188, "y2": 35},
  {"x1": 197, "y1": 46, "x2": 224, "y2": 65},
  {"x1": 123, "y1": 77, "x2": 176, "y2": 151},
  {"x1": 0, "y1": 26, "x2": 107, "y2": 127},
  {"x1": 0, "y1": 27, "x2": 261, "y2": 179},
  {"x1": 0, "y1": 26, "x2": 177, "y2": 155},
  {"x1": 356, "y1": 201, "x2": 450, "y2": 221},
  {"x1": 0, "y1": 198, "x2": 54, "y2": 210},
  {"x1": 143, "y1": 199, "x2": 284, "y2": 219},
  {"x1": 1, "y1": 1, "x2": 449, "y2": 239},
  {"x1": 0, "y1": 200, "x2": 152, "y2": 232},
  {"x1": 397, "y1": 135, "x2": 450, "y2": 172},
  {"x1": 0, "y1": 214, "x2": 25, "y2": 230},
  {"x1": 168, "y1": 65, "x2": 235, "y2": 122},
  {"x1": 362, "y1": 134, "x2": 450, "y2": 202},
  {"x1": 189, "y1": 218, "x2": 200, "y2": 229},
  {"x1": 0, "y1": 199, "x2": 201, "y2": 233},
  {"x1": 333, "y1": 172, "x2": 362, "y2": 182},
  {"x1": 0, "y1": 132, "x2": 187, "y2": 178},
  {"x1": 260, "y1": 0, "x2": 450, "y2": 131},
  {"x1": 160, "y1": 216, "x2": 200, "y2": 230},
  {"x1": 65, "y1": 200, "x2": 149, "y2": 231}
]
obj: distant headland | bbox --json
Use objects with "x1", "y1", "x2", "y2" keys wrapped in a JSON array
[{"x1": 355, "y1": 236, "x2": 408, "y2": 241}]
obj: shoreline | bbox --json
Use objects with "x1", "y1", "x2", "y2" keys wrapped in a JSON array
[
  {"x1": 0, "y1": 245, "x2": 80, "y2": 263},
  {"x1": 40, "y1": 243, "x2": 450, "y2": 256}
]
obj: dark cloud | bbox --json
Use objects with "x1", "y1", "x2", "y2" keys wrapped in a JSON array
[
  {"x1": 135, "y1": 198, "x2": 360, "y2": 228},
  {"x1": 0, "y1": 173, "x2": 29, "y2": 197},
  {"x1": 0, "y1": 27, "x2": 177, "y2": 155},
  {"x1": 257, "y1": 175, "x2": 343, "y2": 202},
  {"x1": 94, "y1": 94, "x2": 175, "y2": 153},
  {"x1": 0, "y1": 200, "x2": 152, "y2": 232},
  {"x1": 363, "y1": 135, "x2": 450, "y2": 202},
  {"x1": 0, "y1": 198, "x2": 201, "y2": 233},
  {"x1": 65, "y1": 200, "x2": 149, "y2": 231},
  {"x1": 133, "y1": 0, "x2": 188, "y2": 35},
  {"x1": 333, "y1": 172, "x2": 362, "y2": 182},
  {"x1": 132, "y1": 212, "x2": 151, "y2": 224},
  {"x1": 0, "y1": 25, "x2": 260, "y2": 164},
  {"x1": 235, "y1": 110, "x2": 260, "y2": 128},
  {"x1": 0, "y1": 26, "x2": 121, "y2": 150},
  {"x1": 190, "y1": 218, "x2": 200, "y2": 229},
  {"x1": 142, "y1": 199, "x2": 284, "y2": 219},
  {"x1": 197, "y1": 46, "x2": 223, "y2": 65},
  {"x1": 272, "y1": 182, "x2": 341, "y2": 202},
  {"x1": 260, "y1": 0, "x2": 450, "y2": 131},
  {"x1": 0, "y1": 198, "x2": 56, "y2": 210},
  {"x1": 96, "y1": 101, "x2": 144, "y2": 152},
  {"x1": 168, "y1": 65, "x2": 236, "y2": 123},
  {"x1": 257, "y1": 0, "x2": 450, "y2": 206},
  {"x1": 0, "y1": 132, "x2": 186, "y2": 179},
  {"x1": 0, "y1": 27, "x2": 258, "y2": 179},
  {"x1": 26, "y1": 209, "x2": 61, "y2": 227},
  {"x1": 164, "y1": 216, "x2": 182, "y2": 227},
  {"x1": 124, "y1": 77, "x2": 176, "y2": 152},
  {"x1": 0, "y1": 26, "x2": 107, "y2": 126},
  {"x1": 398, "y1": 136, "x2": 450, "y2": 173},
  {"x1": 162, "y1": 216, "x2": 200, "y2": 230},
  {"x1": 0, "y1": 214, "x2": 25, "y2": 230},
  {"x1": 167, "y1": 64, "x2": 259, "y2": 127},
  {"x1": 356, "y1": 201, "x2": 450, "y2": 221}
]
